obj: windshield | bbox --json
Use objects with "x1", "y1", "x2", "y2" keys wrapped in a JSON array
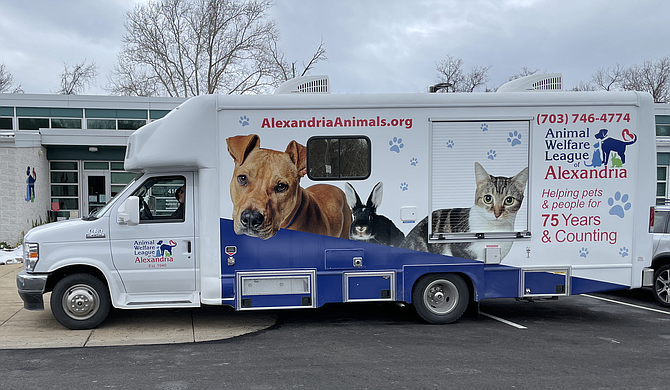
[{"x1": 87, "y1": 174, "x2": 143, "y2": 219}]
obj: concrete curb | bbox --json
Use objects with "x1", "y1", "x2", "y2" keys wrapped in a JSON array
[{"x1": 0, "y1": 263, "x2": 276, "y2": 349}]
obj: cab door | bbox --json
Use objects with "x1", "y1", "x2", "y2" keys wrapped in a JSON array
[{"x1": 110, "y1": 173, "x2": 195, "y2": 294}]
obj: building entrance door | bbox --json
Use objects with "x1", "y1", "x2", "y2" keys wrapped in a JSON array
[{"x1": 83, "y1": 171, "x2": 110, "y2": 216}]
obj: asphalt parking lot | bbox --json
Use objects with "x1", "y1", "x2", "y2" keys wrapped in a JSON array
[
  {"x1": 3, "y1": 258, "x2": 670, "y2": 354},
  {"x1": 3, "y1": 282, "x2": 670, "y2": 389},
  {"x1": 3, "y1": 261, "x2": 670, "y2": 389}
]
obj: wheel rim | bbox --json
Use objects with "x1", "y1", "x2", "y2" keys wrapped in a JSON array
[
  {"x1": 656, "y1": 269, "x2": 670, "y2": 304},
  {"x1": 61, "y1": 283, "x2": 100, "y2": 321},
  {"x1": 423, "y1": 279, "x2": 459, "y2": 315}
]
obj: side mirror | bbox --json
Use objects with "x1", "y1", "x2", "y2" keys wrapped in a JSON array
[{"x1": 117, "y1": 196, "x2": 140, "y2": 226}]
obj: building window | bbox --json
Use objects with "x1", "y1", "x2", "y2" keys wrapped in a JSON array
[
  {"x1": 657, "y1": 115, "x2": 670, "y2": 136},
  {"x1": 15, "y1": 107, "x2": 83, "y2": 130},
  {"x1": 87, "y1": 119, "x2": 117, "y2": 129},
  {"x1": 85, "y1": 108, "x2": 147, "y2": 130},
  {"x1": 84, "y1": 161, "x2": 109, "y2": 170},
  {"x1": 51, "y1": 118, "x2": 82, "y2": 129},
  {"x1": 111, "y1": 162, "x2": 136, "y2": 197},
  {"x1": 118, "y1": 119, "x2": 146, "y2": 130},
  {"x1": 18, "y1": 118, "x2": 49, "y2": 130},
  {"x1": 658, "y1": 153, "x2": 669, "y2": 205},
  {"x1": 150, "y1": 110, "x2": 171, "y2": 120},
  {"x1": 50, "y1": 161, "x2": 79, "y2": 211},
  {"x1": 0, "y1": 117, "x2": 11, "y2": 130}
]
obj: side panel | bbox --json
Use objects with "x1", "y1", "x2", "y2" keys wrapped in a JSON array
[
  {"x1": 211, "y1": 95, "x2": 653, "y2": 309},
  {"x1": 527, "y1": 103, "x2": 655, "y2": 291}
]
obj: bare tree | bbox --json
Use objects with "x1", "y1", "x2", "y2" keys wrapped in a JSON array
[
  {"x1": 0, "y1": 63, "x2": 13, "y2": 93},
  {"x1": 108, "y1": 0, "x2": 325, "y2": 97},
  {"x1": 462, "y1": 65, "x2": 492, "y2": 92},
  {"x1": 270, "y1": 38, "x2": 327, "y2": 81},
  {"x1": 619, "y1": 57, "x2": 670, "y2": 103},
  {"x1": 571, "y1": 81, "x2": 598, "y2": 91},
  {"x1": 435, "y1": 54, "x2": 464, "y2": 92},
  {"x1": 591, "y1": 64, "x2": 625, "y2": 91},
  {"x1": 508, "y1": 67, "x2": 540, "y2": 81},
  {"x1": 435, "y1": 54, "x2": 491, "y2": 93},
  {"x1": 0, "y1": 63, "x2": 22, "y2": 93},
  {"x1": 58, "y1": 60, "x2": 99, "y2": 95},
  {"x1": 107, "y1": 59, "x2": 159, "y2": 97}
]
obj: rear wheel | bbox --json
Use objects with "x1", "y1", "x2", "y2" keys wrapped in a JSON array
[
  {"x1": 50, "y1": 273, "x2": 111, "y2": 330},
  {"x1": 653, "y1": 264, "x2": 670, "y2": 308},
  {"x1": 413, "y1": 273, "x2": 469, "y2": 324}
]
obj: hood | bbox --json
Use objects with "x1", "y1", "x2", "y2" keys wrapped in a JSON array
[{"x1": 24, "y1": 217, "x2": 110, "y2": 244}]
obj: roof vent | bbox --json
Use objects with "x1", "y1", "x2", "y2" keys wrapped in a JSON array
[
  {"x1": 275, "y1": 75, "x2": 330, "y2": 94},
  {"x1": 497, "y1": 73, "x2": 563, "y2": 92}
]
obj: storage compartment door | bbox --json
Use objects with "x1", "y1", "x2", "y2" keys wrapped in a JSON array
[
  {"x1": 236, "y1": 270, "x2": 316, "y2": 310},
  {"x1": 521, "y1": 268, "x2": 570, "y2": 297},
  {"x1": 345, "y1": 272, "x2": 395, "y2": 302}
]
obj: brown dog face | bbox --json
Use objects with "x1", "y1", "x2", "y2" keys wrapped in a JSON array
[{"x1": 227, "y1": 134, "x2": 307, "y2": 239}]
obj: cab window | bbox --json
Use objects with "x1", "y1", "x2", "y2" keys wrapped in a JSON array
[{"x1": 133, "y1": 176, "x2": 186, "y2": 223}]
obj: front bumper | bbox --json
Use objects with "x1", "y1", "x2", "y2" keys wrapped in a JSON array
[{"x1": 16, "y1": 270, "x2": 48, "y2": 310}]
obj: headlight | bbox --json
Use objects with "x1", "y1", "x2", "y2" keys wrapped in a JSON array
[{"x1": 23, "y1": 243, "x2": 39, "y2": 271}]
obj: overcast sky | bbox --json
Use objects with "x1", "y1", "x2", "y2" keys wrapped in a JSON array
[{"x1": 2, "y1": 0, "x2": 670, "y2": 95}]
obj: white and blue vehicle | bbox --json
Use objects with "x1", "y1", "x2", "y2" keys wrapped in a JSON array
[{"x1": 17, "y1": 75, "x2": 657, "y2": 329}]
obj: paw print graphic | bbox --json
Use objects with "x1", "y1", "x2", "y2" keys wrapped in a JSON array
[
  {"x1": 410, "y1": 158, "x2": 418, "y2": 166},
  {"x1": 619, "y1": 247, "x2": 629, "y2": 257},
  {"x1": 487, "y1": 149, "x2": 497, "y2": 160},
  {"x1": 579, "y1": 247, "x2": 589, "y2": 258},
  {"x1": 400, "y1": 182, "x2": 409, "y2": 191},
  {"x1": 507, "y1": 131, "x2": 522, "y2": 147},
  {"x1": 389, "y1": 137, "x2": 404, "y2": 153},
  {"x1": 446, "y1": 140, "x2": 454, "y2": 148},
  {"x1": 239, "y1": 115, "x2": 249, "y2": 127},
  {"x1": 607, "y1": 191, "x2": 631, "y2": 218},
  {"x1": 481, "y1": 123, "x2": 489, "y2": 132}
]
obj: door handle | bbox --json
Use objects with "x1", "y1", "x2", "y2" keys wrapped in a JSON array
[{"x1": 187, "y1": 241, "x2": 192, "y2": 253}]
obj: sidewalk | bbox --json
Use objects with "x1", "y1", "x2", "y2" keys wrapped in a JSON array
[{"x1": 0, "y1": 262, "x2": 276, "y2": 349}]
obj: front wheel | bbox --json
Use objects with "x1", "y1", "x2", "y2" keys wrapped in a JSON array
[
  {"x1": 412, "y1": 273, "x2": 469, "y2": 324},
  {"x1": 653, "y1": 264, "x2": 670, "y2": 308},
  {"x1": 50, "y1": 273, "x2": 111, "y2": 330}
]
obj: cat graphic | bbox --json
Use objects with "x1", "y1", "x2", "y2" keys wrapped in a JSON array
[
  {"x1": 400, "y1": 162, "x2": 529, "y2": 261},
  {"x1": 610, "y1": 151, "x2": 623, "y2": 168},
  {"x1": 594, "y1": 128, "x2": 636, "y2": 166},
  {"x1": 584, "y1": 142, "x2": 602, "y2": 167}
]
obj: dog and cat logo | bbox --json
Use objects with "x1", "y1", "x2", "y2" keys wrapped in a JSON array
[{"x1": 133, "y1": 239, "x2": 177, "y2": 265}]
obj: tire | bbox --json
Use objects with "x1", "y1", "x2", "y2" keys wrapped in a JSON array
[
  {"x1": 653, "y1": 264, "x2": 670, "y2": 308},
  {"x1": 412, "y1": 273, "x2": 469, "y2": 324},
  {"x1": 50, "y1": 273, "x2": 111, "y2": 330}
]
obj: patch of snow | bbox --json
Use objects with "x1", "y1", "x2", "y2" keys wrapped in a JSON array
[{"x1": 0, "y1": 245, "x2": 23, "y2": 265}]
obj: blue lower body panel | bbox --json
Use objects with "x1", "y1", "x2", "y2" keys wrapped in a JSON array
[{"x1": 219, "y1": 219, "x2": 630, "y2": 308}]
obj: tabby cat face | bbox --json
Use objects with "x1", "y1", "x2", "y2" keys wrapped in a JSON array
[{"x1": 473, "y1": 162, "x2": 529, "y2": 222}]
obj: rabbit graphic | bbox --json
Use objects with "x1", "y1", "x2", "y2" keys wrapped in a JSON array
[{"x1": 345, "y1": 182, "x2": 405, "y2": 247}]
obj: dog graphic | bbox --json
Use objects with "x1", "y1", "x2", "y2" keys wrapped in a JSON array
[
  {"x1": 226, "y1": 134, "x2": 351, "y2": 240},
  {"x1": 156, "y1": 240, "x2": 177, "y2": 257},
  {"x1": 594, "y1": 128, "x2": 637, "y2": 166}
]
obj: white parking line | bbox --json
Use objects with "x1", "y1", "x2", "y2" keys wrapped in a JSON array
[
  {"x1": 481, "y1": 312, "x2": 528, "y2": 329},
  {"x1": 582, "y1": 294, "x2": 670, "y2": 315}
]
